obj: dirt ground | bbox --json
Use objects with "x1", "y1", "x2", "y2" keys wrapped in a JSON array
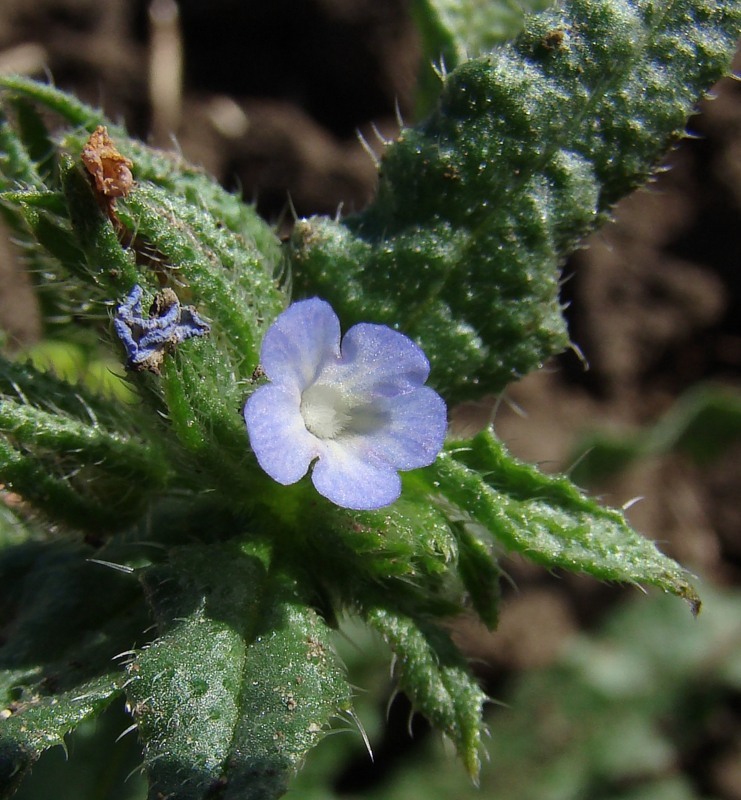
[{"x1": 0, "y1": 1, "x2": 739, "y2": 797}]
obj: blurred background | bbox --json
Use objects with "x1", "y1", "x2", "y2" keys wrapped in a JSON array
[{"x1": 0, "y1": 1, "x2": 739, "y2": 798}]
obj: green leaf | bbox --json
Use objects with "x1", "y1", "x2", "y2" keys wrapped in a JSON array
[
  {"x1": 0, "y1": 675, "x2": 124, "y2": 800},
  {"x1": 253, "y1": 482, "x2": 461, "y2": 620},
  {"x1": 0, "y1": 354, "x2": 135, "y2": 436},
  {"x1": 0, "y1": 540, "x2": 146, "y2": 696},
  {"x1": 0, "y1": 108, "x2": 42, "y2": 190},
  {"x1": 116, "y1": 141, "x2": 284, "y2": 266},
  {"x1": 366, "y1": 608, "x2": 488, "y2": 779},
  {"x1": 0, "y1": 197, "x2": 92, "y2": 332},
  {"x1": 431, "y1": 430, "x2": 699, "y2": 610},
  {"x1": 292, "y1": 0, "x2": 741, "y2": 401},
  {"x1": 15, "y1": 340, "x2": 134, "y2": 403},
  {"x1": 7, "y1": 701, "x2": 147, "y2": 800},
  {"x1": 449, "y1": 521, "x2": 501, "y2": 629},
  {"x1": 126, "y1": 543, "x2": 351, "y2": 800},
  {"x1": 0, "y1": 536, "x2": 149, "y2": 794},
  {"x1": 59, "y1": 158, "x2": 140, "y2": 295},
  {"x1": 0, "y1": 79, "x2": 289, "y2": 506},
  {"x1": 0, "y1": 74, "x2": 283, "y2": 272},
  {"x1": 0, "y1": 377, "x2": 169, "y2": 530}
]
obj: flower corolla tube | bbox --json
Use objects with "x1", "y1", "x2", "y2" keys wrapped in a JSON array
[{"x1": 244, "y1": 298, "x2": 447, "y2": 510}]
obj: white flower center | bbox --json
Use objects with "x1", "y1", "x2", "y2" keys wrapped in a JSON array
[
  {"x1": 300, "y1": 384, "x2": 352, "y2": 439},
  {"x1": 300, "y1": 383, "x2": 388, "y2": 440}
]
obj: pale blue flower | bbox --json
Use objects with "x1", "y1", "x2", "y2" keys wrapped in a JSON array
[{"x1": 244, "y1": 298, "x2": 447, "y2": 510}]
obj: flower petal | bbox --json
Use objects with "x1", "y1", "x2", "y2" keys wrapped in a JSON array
[
  {"x1": 319, "y1": 323, "x2": 430, "y2": 400},
  {"x1": 244, "y1": 383, "x2": 318, "y2": 485},
  {"x1": 311, "y1": 439, "x2": 401, "y2": 510},
  {"x1": 261, "y1": 298, "x2": 341, "y2": 390},
  {"x1": 362, "y1": 387, "x2": 448, "y2": 470}
]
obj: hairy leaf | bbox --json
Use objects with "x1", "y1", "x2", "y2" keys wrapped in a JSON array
[
  {"x1": 0, "y1": 676, "x2": 123, "y2": 800},
  {"x1": 366, "y1": 608, "x2": 487, "y2": 779},
  {"x1": 431, "y1": 430, "x2": 700, "y2": 610},
  {"x1": 449, "y1": 520, "x2": 501, "y2": 629},
  {"x1": 0, "y1": 365, "x2": 169, "y2": 530},
  {"x1": 118, "y1": 185, "x2": 283, "y2": 366},
  {"x1": 0, "y1": 537, "x2": 148, "y2": 794},
  {"x1": 249, "y1": 479, "x2": 462, "y2": 621},
  {"x1": 126, "y1": 543, "x2": 351, "y2": 800},
  {"x1": 291, "y1": 0, "x2": 741, "y2": 402},
  {"x1": 0, "y1": 79, "x2": 288, "y2": 508}
]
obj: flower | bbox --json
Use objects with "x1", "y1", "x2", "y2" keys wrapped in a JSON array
[
  {"x1": 114, "y1": 284, "x2": 210, "y2": 373},
  {"x1": 244, "y1": 298, "x2": 447, "y2": 510}
]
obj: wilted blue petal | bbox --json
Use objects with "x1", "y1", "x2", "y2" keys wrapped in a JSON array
[
  {"x1": 261, "y1": 298, "x2": 340, "y2": 390},
  {"x1": 176, "y1": 307, "x2": 211, "y2": 342},
  {"x1": 244, "y1": 383, "x2": 318, "y2": 485},
  {"x1": 114, "y1": 284, "x2": 210, "y2": 370},
  {"x1": 113, "y1": 316, "x2": 139, "y2": 360}
]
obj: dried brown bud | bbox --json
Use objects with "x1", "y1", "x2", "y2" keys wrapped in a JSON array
[{"x1": 81, "y1": 125, "x2": 134, "y2": 199}]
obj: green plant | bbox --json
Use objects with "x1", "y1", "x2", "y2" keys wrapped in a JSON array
[{"x1": 0, "y1": 0, "x2": 738, "y2": 797}]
